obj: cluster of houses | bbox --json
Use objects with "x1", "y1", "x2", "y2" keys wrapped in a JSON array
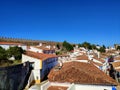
[{"x1": 0, "y1": 42, "x2": 120, "y2": 90}]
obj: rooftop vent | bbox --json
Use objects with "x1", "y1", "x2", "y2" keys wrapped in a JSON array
[{"x1": 54, "y1": 60, "x2": 63, "y2": 71}]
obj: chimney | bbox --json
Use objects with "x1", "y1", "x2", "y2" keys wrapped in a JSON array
[
  {"x1": 58, "y1": 60, "x2": 63, "y2": 69},
  {"x1": 54, "y1": 60, "x2": 63, "y2": 71},
  {"x1": 47, "y1": 45, "x2": 51, "y2": 49},
  {"x1": 98, "y1": 52, "x2": 100, "y2": 58},
  {"x1": 39, "y1": 43, "x2": 42, "y2": 46},
  {"x1": 53, "y1": 45, "x2": 56, "y2": 49}
]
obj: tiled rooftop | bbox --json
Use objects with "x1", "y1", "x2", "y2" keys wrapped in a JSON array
[
  {"x1": 0, "y1": 42, "x2": 23, "y2": 45},
  {"x1": 111, "y1": 62, "x2": 120, "y2": 68},
  {"x1": 57, "y1": 54, "x2": 70, "y2": 57},
  {"x1": 47, "y1": 86, "x2": 68, "y2": 90},
  {"x1": 114, "y1": 56, "x2": 120, "y2": 60},
  {"x1": 76, "y1": 54, "x2": 89, "y2": 60},
  {"x1": 25, "y1": 51, "x2": 57, "y2": 60},
  {"x1": 48, "y1": 61, "x2": 117, "y2": 85}
]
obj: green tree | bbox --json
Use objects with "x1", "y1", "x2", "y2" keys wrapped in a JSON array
[
  {"x1": 91, "y1": 44, "x2": 96, "y2": 49},
  {"x1": 56, "y1": 43, "x2": 60, "y2": 49},
  {"x1": 63, "y1": 41, "x2": 73, "y2": 51},
  {"x1": 98, "y1": 47, "x2": 106, "y2": 53},
  {"x1": 7, "y1": 46, "x2": 24, "y2": 60},
  {"x1": 117, "y1": 46, "x2": 120, "y2": 50},
  {"x1": 0, "y1": 46, "x2": 7, "y2": 61},
  {"x1": 72, "y1": 44, "x2": 76, "y2": 47},
  {"x1": 78, "y1": 43, "x2": 82, "y2": 47},
  {"x1": 102, "y1": 45, "x2": 106, "y2": 49},
  {"x1": 81, "y1": 42, "x2": 92, "y2": 49}
]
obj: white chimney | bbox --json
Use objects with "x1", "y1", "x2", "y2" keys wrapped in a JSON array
[
  {"x1": 49, "y1": 45, "x2": 51, "y2": 49},
  {"x1": 98, "y1": 52, "x2": 100, "y2": 58},
  {"x1": 46, "y1": 45, "x2": 51, "y2": 49},
  {"x1": 39, "y1": 43, "x2": 42, "y2": 46},
  {"x1": 53, "y1": 45, "x2": 56, "y2": 49},
  {"x1": 59, "y1": 60, "x2": 63, "y2": 67}
]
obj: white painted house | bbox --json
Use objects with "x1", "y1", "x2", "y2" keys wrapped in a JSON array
[
  {"x1": 28, "y1": 46, "x2": 55, "y2": 54},
  {"x1": 22, "y1": 51, "x2": 58, "y2": 85},
  {"x1": 41, "y1": 61, "x2": 117, "y2": 90},
  {"x1": 58, "y1": 55, "x2": 70, "y2": 63},
  {"x1": 0, "y1": 42, "x2": 27, "y2": 50}
]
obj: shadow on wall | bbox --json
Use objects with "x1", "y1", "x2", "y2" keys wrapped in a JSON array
[{"x1": 0, "y1": 61, "x2": 33, "y2": 90}]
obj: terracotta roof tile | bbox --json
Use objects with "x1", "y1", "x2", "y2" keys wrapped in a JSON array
[
  {"x1": 76, "y1": 55, "x2": 89, "y2": 60},
  {"x1": 48, "y1": 61, "x2": 117, "y2": 85},
  {"x1": 57, "y1": 54, "x2": 70, "y2": 57},
  {"x1": 111, "y1": 62, "x2": 120, "y2": 68},
  {"x1": 0, "y1": 42, "x2": 23, "y2": 45},
  {"x1": 25, "y1": 51, "x2": 57, "y2": 60},
  {"x1": 47, "y1": 86, "x2": 68, "y2": 90},
  {"x1": 114, "y1": 56, "x2": 120, "y2": 60},
  {"x1": 100, "y1": 54, "x2": 109, "y2": 59}
]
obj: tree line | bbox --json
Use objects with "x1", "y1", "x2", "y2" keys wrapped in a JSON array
[
  {"x1": 0, "y1": 46, "x2": 24, "y2": 62},
  {"x1": 56, "y1": 41, "x2": 107, "y2": 54}
]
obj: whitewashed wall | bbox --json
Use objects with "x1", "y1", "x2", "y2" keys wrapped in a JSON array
[
  {"x1": 0, "y1": 45, "x2": 10, "y2": 50},
  {"x1": 22, "y1": 54, "x2": 40, "y2": 70},
  {"x1": 20, "y1": 45, "x2": 27, "y2": 50},
  {"x1": 41, "y1": 81, "x2": 71, "y2": 90},
  {"x1": 32, "y1": 69, "x2": 40, "y2": 81},
  {"x1": 72, "y1": 84, "x2": 113, "y2": 90},
  {"x1": 75, "y1": 60, "x2": 88, "y2": 63},
  {"x1": 41, "y1": 82, "x2": 114, "y2": 90},
  {"x1": 26, "y1": 70, "x2": 35, "y2": 88},
  {"x1": 93, "y1": 59, "x2": 103, "y2": 64},
  {"x1": 0, "y1": 44, "x2": 27, "y2": 50},
  {"x1": 28, "y1": 46, "x2": 43, "y2": 53}
]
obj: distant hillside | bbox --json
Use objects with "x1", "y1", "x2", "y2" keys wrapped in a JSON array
[{"x1": 0, "y1": 37, "x2": 62, "y2": 46}]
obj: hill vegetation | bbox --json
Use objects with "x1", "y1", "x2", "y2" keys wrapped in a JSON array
[{"x1": 0, "y1": 36, "x2": 62, "y2": 46}]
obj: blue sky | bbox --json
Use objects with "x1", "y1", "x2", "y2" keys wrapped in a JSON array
[{"x1": 0, "y1": 0, "x2": 120, "y2": 46}]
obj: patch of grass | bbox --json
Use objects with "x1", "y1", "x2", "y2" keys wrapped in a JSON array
[
  {"x1": 12, "y1": 60, "x2": 22, "y2": 65},
  {"x1": 0, "y1": 60, "x2": 22, "y2": 67}
]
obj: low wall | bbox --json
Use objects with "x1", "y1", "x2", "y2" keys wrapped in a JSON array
[{"x1": 0, "y1": 61, "x2": 31, "y2": 90}]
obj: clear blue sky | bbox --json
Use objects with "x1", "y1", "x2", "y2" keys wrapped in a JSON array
[{"x1": 0, "y1": 0, "x2": 120, "y2": 46}]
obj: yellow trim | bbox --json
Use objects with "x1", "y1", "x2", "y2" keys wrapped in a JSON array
[
  {"x1": 40, "y1": 60, "x2": 42, "y2": 69},
  {"x1": 35, "y1": 80, "x2": 40, "y2": 84}
]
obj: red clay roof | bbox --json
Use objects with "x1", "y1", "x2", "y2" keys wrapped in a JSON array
[
  {"x1": 47, "y1": 86, "x2": 68, "y2": 90},
  {"x1": 100, "y1": 54, "x2": 109, "y2": 59},
  {"x1": 114, "y1": 56, "x2": 120, "y2": 60},
  {"x1": 112, "y1": 62, "x2": 120, "y2": 68},
  {"x1": 48, "y1": 61, "x2": 117, "y2": 85},
  {"x1": 57, "y1": 54, "x2": 70, "y2": 57},
  {"x1": 25, "y1": 51, "x2": 57, "y2": 60},
  {"x1": 0, "y1": 42, "x2": 23, "y2": 45},
  {"x1": 76, "y1": 55, "x2": 89, "y2": 60}
]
